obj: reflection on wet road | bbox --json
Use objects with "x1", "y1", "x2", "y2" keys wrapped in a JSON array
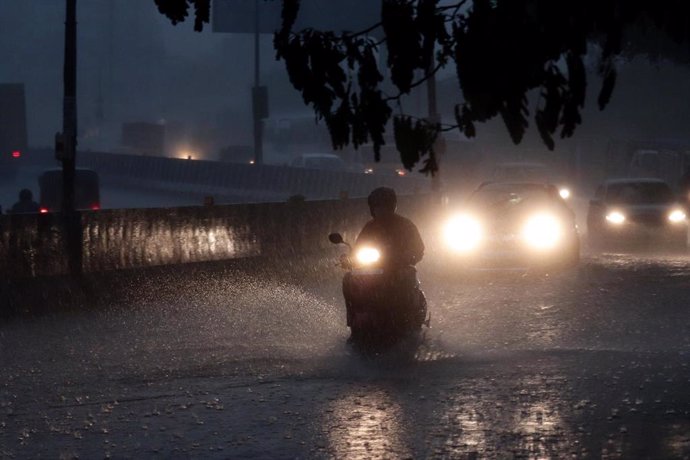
[{"x1": 2, "y1": 253, "x2": 690, "y2": 458}]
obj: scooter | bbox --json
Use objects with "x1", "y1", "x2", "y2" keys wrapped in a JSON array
[{"x1": 328, "y1": 232, "x2": 430, "y2": 352}]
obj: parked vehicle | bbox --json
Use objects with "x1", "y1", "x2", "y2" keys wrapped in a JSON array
[
  {"x1": 38, "y1": 168, "x2": 101, "y2": 213},
  {"x1": 329, "y1": 232, "x2": 429, "y2": 353},
  {"x1": 442, "y1": 182, "x2": 580, "y2": 270},
  {"x1": 587, "y1": 178, "x2": 688, "y2": 250}
]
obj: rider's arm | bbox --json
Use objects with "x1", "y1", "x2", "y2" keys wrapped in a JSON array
[{"x1": 407, "y1": 221, "x2": 425, "y2": 264}]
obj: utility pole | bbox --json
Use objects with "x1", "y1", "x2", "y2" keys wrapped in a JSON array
[
  {"x1": 62, "y1": 0, "x2": 77, "y2": 213},
  {"x1": 57, "y1": 0, "x2": 81, "y2": 275},
  {"x1": 252, "y1": 0, "x2": 267, "y2": 165}
]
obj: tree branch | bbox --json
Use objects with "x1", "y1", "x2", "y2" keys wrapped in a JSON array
[{"x1": 384, "y1": 59, "x2": 446, "y2": 102}]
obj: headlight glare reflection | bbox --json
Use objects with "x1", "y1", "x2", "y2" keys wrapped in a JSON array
[{"x1": 559, "y1": 188, "x2": 571, "y2": 200}]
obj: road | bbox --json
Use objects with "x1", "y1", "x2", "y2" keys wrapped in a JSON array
[{"x1": 2, "y1": 249, "x2": 690, "y2": 458}]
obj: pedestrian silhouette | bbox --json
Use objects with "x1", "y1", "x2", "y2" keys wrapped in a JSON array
[{"x1": 10, "y1": 189, "x2": 40, "y2": 214}]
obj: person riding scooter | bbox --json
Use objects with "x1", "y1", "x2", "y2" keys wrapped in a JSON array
[{"x1": 343, "y1": 187, "x2": 426, "y2": 342}]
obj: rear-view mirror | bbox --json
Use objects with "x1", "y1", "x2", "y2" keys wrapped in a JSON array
[{"x1": 328, "y1": 233, "x2": 344, "y2": 244}]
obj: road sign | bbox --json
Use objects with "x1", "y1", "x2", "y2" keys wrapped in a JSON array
[{"x1": 212, "y1": 0, "x2": 381, "y2": 34}]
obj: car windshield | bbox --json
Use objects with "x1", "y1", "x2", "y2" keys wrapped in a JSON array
[
  {"x1": 492, "y1": 165, "x2": 549, "y2": 182},
  {"x1": 606, "y1": 182, "x2": 674, "y2": 205},
  {"x1": 469, "y1": 184, "x2": 553, "y2": 209}
]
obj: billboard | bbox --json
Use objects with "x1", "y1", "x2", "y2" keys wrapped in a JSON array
[{"x1": 212, "y1": 0, "x2": 381, "y2": 34}]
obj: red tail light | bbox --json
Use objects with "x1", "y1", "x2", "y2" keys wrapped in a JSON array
[
  {"x1": 11, "y1": 150, "x2": 21, "y2": 158},
  {"x1": 90, "y1": 204, "x2": 100, "y2": 211},
  {"x1": 39, "y1": 207, "x2": 49, "y2": 214}
]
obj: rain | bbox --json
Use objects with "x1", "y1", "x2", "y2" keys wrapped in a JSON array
[{"x1": 2, "y1": 1, "x2": 690, "y2": 458}]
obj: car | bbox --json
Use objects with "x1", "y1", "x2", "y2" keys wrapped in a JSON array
[
  {"x1": 587, "y1": 178, "x2": 688, "y2": 249},
  {"x1": 489, "y1": 162, "x2": 573, "y2": 200},
  {"x1": 442, "y1": 182, "x2": 580, "y2": 270},
  {"x1": 38, "y1": 168, "x2": 101, "y2": 213}
]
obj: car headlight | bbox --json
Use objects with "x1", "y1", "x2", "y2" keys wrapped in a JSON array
[
  {"x1": 355, "y1": 247, "x2": 381, "y2": 265},
  {"x1": 559, "y1": 188, "x2": 571, "y2": 200},
  {"x1": 444, "y1": 215, "x2": 482, "y2": 252},
  {"x1": 605, "y1": 211, "x2": 626, "y2": 225},
  {"x1": 669, "y1": 209, "x2": 687, "y2": 223},
  {"x1": 522, "y1": 213, "x2": 562, "y2": 249}
]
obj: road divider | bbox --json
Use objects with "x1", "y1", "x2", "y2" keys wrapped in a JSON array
[{"x1": 0, "y1": 195, "x2": 432, "y2": 279}]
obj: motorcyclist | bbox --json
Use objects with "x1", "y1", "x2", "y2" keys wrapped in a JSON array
[
  {"x1": 354, "y1": 187, "x2": 425, "y2": 267},
  {"x1": 343, "y1": 187, "x2": 425, "y2": 341}
]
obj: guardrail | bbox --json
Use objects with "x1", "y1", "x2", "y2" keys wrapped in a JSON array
[{"x1": 0, "y1": 195, "x2": 432, "y2": 280}]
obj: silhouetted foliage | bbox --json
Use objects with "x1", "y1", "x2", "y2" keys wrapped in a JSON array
[
  {"x1": 156, "y1": 0, "x2": 690, "y2": 175},
  {"x1": 154, "y1": 0, "x2": 210, "y2": 32}
]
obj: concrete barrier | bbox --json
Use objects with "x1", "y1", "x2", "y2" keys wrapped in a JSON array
[{"x1": 0, "y1": 195, "x2": 433, "y2": 280}]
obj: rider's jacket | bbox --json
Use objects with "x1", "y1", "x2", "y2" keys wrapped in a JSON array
[{"x1": 355, "y1": 213, "x2": 425, "y2": 268}]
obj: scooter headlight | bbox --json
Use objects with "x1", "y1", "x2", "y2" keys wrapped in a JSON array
[
  {"x1": 355, "y1": 247, "x2": 381, "y2": 265},
  {"x1": 444, "y1": 214, "x2": 482, "y2": 252},
  {"x1": 522, "y1": 213, "x2": 562, "y2": 250},
  {"x1": 669, "y1": 209, "x2": 687, "y2": 223},
  {"x1": 605, "y1": 211, "x2": 626, "y2": 225},
  {"x1": 559, "y1": 187, "x2": 571, "y2": 200}
]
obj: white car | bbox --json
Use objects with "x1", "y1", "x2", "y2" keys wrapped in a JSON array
[{"x1": 443, "y1": 182, "x2": 580, "y2": 270}]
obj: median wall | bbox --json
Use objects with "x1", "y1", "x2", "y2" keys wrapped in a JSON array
[{"x1": 0, "y1": 195, "x2": 433, "y2": 280}]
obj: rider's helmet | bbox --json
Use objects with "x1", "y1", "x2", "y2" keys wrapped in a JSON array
[
  {"x1": 367, "y1": 187, "x2": 397, "y2": 218},
  {"x1": 19, "y1": 189, "x2": 33, "y2": 202}
]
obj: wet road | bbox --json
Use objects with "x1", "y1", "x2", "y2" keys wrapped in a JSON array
[{"x1": 2, "y1": 251, "x2": 690, "y2": 458}]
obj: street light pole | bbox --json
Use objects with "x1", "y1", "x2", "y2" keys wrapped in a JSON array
[
  {"x1": 252, "y1": 0, "x2": 264, "y2": 166},
  {"x1": 61, "y1": 0, "x2": 81, "y2": 276},
  {"x1": 62, "y1": 0, "x2": 77, "y2": 213}
]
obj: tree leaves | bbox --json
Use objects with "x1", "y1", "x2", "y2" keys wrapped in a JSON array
[
  {"x1": 154, "y1": 0, "x2": 209, "y2": 32},
  {"x1": 393, "y1": 115, "x2": 438, "y2": 173},
  {"x1": 154, "y1": 0, "x2": 690, "y2": 174}
]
